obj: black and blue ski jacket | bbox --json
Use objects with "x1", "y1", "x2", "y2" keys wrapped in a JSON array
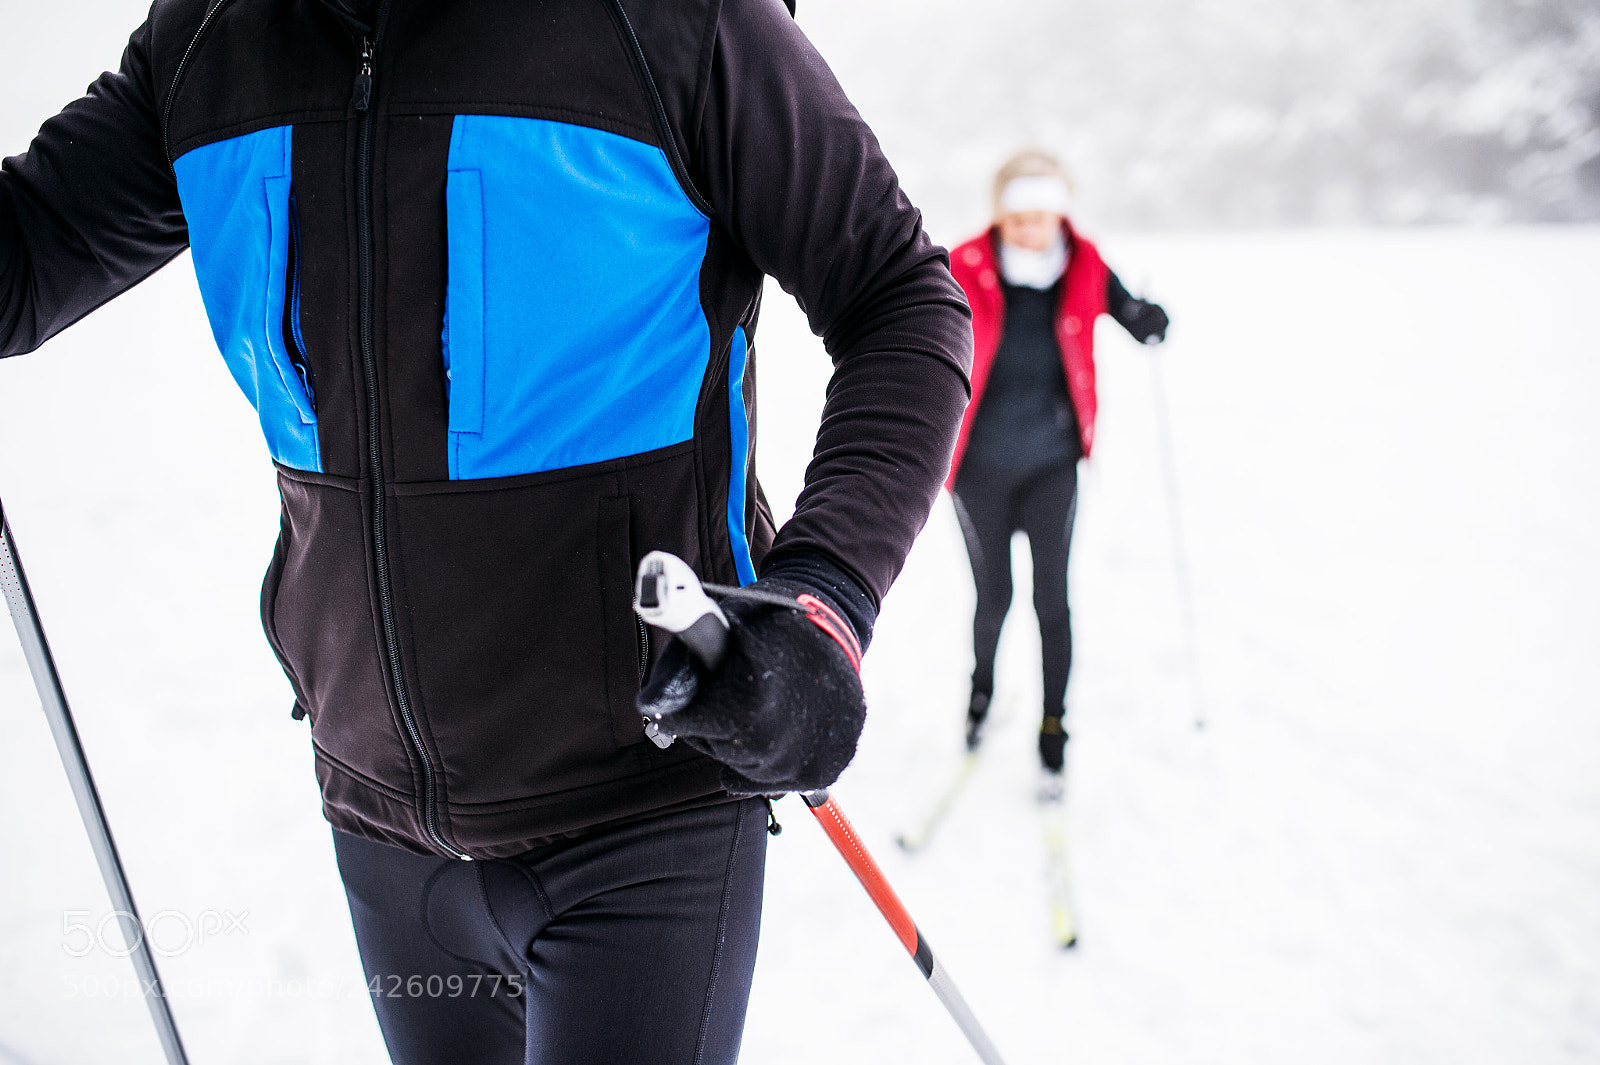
[{"x1": 0, "y1": 0, "x2": 972, "y2": 858}]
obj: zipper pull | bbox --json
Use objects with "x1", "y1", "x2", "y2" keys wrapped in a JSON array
[{"x1": 351, "y1": 37, "x2": 374, "y2": 112}]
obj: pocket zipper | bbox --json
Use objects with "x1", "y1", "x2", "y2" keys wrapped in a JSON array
[
  {"x1": 635, "y1": 614, "x2": 650, "y2": 686},
  {"x1": 441, "y1": 311, "x2": 451, "y2": 399},
  {"x1": 285, "y1": 190, "x2": 316, "y2": 410}
]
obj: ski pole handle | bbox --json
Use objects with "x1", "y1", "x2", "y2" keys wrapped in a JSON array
[
  {"x1": 633, "y1": 550, "x2": 730, "y2": 671},
  {"x1": 632, "y1": 551, "x2": 732, "y2": 748}
]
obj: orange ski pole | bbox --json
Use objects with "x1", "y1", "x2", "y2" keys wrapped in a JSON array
[{"x1": 634, "y1": 552, "x2": 1007, "y2": 1064}]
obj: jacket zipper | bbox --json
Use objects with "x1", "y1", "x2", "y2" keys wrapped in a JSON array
[
  {"x1": 601, "y1": 0, "x2": 712, "y2": 217},
  {"x1": 353, "y1": 14, "x2": 467, "y2": 861},
  {"x1": 160, "y1": 0, "x2": 240, "y2": 168}
]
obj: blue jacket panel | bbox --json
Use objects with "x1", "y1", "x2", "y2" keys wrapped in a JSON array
[
  {"x1": 725, "y1": 325, "x2": 756, "y2": 586},
  {"x1": 443, "y1": 115, "x2": 712, "y2": 480},
  {"x1": 174, "y1": 126, "x2": 322, "y2": 473}
]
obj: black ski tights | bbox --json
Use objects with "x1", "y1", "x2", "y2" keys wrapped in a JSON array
[
  {"x1": 334, "y1": 798, "x2": 768, "y2": 1065},
  {"x1": 953, "y1": 459, "x2": 1079, "y2": 724}
]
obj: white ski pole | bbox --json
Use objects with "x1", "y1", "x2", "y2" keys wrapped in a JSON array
[
  {"x1": 0, "y1": 497, "x2": 190, "y2": 1065},
  {"x1": 1146, "y1": 343, "x2": 1208, "y2": 730},
  {"x1": 634, "y1": 552, "x2": 1008, "y2": 1065}
]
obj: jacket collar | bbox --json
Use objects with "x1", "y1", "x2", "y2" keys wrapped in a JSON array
[{"x1": 318, "y1": 0, "x2": 378, "y2": 37}]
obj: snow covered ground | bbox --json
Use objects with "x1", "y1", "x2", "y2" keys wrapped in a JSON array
[
  {"x1": 2, "y1": 7, "x2": 1598, "y2": 1060},
  {"x1": 1, "y1": 226, "x2": 1596, "y2": 1065},
  {"x1": 747, "y1": 226, "x2": 1600, "y2": 1065}
]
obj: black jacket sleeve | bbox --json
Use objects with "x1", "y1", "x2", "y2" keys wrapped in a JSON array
[
  {"x1": 1107, "y1": 271, "x2": 1135, "y2": 323},
  {"x1": 676, "y1": 0, "x2": 972, "y2": 609},
  {"x1": 0, "y1": 16, "x2": 189, "y2": 359},
  {"x1": 1106, "y1": 270, "x2": 1169, "y2": 344}
]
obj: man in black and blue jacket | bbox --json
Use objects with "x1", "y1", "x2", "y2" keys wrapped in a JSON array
[{"x1": 0, "y1": 0, "x2": 972, "y2": 1060}]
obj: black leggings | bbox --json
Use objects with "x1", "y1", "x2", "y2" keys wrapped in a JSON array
[
  {"x1": 953, "y1": 460, "x2": 1079, "y2": 721},
  {"x1": 333, "y1": 798, "x2": 768, "y2": 1065}
]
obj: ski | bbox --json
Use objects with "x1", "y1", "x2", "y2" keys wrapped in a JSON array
[
  {"x1": 895, "y1": 749, "x2": 981, "y2": 854},
  {"x1": 895, "y1": 690, "x2": 1019, "y2": 854},
  {"x1": 1040, "y1": 788, "x2": 1078, "y2": 948}
]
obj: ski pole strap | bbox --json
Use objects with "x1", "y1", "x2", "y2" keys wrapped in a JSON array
[
  {"x1": 698, "y1": 582, "x2": 861, "y2": 671},
  {"x1": 797, "y1": 593, "x2": 861, "y2": 672},
  {"x1": 801, "y1": 788, "x2": 929, "y2": 971}
]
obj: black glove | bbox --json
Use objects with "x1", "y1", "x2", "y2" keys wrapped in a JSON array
[
  {"x1": 1121, "y1": 298, "x2": 1169, "y2": 345},
  {"x1": 637, "y1": 560, "x2": 872, "y2": 796}
]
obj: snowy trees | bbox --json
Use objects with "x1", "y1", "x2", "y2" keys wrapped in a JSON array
[{"x1": 804, "y1": 0, "x2": 1600, "y2": 228}]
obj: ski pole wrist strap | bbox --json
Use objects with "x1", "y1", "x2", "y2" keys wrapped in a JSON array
[{"x1": 797, "y1": 593, "x2": 861, "y2": 672}]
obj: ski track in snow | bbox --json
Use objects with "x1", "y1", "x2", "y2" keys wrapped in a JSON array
[{"x1": 1, "y1": 227, "x2": 1596, "y2": 1064}]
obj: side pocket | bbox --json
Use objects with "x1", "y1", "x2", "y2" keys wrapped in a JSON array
[
  {"x1": 444, "y1": 166, "x2": 485, "y2": 477},
  {"x1": 263, "y1": 175, "x2": 317, "y2": 427},
  {"x1": 597, "y1": 495, "x2": 646, "y2": 747},
  {"x1": 282, "y1": 189, "x2": 316, "y2": 410}
]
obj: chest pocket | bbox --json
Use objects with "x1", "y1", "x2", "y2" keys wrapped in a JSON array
[{"x1": 441, "y1": 114, "x2": 712, "y2": 481}]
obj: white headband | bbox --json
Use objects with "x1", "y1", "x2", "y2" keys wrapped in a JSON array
[{"x1": 1000, "y1": 174, "x2": 1073, "y2": 218}]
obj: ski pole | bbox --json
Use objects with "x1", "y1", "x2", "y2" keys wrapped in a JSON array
[
  {"x1": 634, "y1": 552, "x2": 1008, "y2": 1065},
  {"x1": 0, "y1": 497, "x2": 191, "y2": 1065},
  {"x1": 1146, "y1": 343, "x2": 1208, "y2": 731}
]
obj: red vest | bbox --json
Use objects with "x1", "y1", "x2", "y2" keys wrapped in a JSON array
[{"x1": 946, "y1": 223, "x2": 1109, "y2": 488}]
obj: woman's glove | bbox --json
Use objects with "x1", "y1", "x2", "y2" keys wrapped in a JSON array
[
  {"x1": 637, "y1": 561, "x2": 871, "y2": 797},
  {"x1": 1121, "y1": 298, "x2": 1170, "y2": 345}
]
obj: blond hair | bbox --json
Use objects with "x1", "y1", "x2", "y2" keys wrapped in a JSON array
[{"x1": 992, "y1": 149, "x2": 1075, "y2": 220}]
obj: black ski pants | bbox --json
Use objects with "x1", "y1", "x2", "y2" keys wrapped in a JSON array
[
  {"x1": 333, "y1": 797, "x2": 768, "y2": 1065},
  {"x1": 952, "y1": 459, "x2": 1079, "y2": 722}
]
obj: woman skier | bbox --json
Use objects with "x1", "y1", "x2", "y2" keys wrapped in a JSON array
[{"x1": 946, "y1": 149, "x2": 1168, "y2": 791}]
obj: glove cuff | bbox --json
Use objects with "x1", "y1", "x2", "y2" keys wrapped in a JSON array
[{"x1": 756, "y1": 548, "x2": 876, "y2": 650}]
